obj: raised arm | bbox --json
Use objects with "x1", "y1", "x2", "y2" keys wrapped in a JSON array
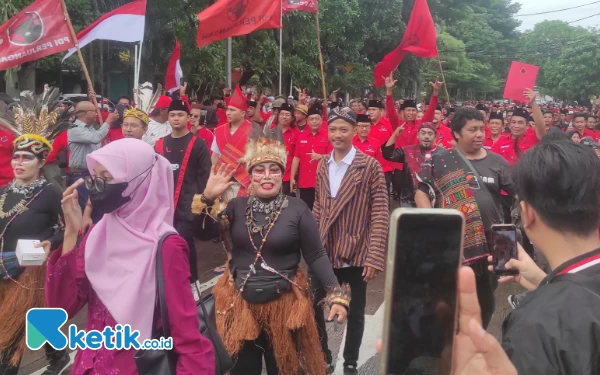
[
  {"x1": 423, "y1": 78, "x2": 443, "y2": 123},
  {"x1": 525, "y1": 89, "x2": 546, "y2": 141},
  {"x1": 384, "y1": 74, "x2": 401, "y2": 130}
]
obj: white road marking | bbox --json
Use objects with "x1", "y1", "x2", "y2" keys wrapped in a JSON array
[{"x1": 334, "y1": 302, "x2": 385, "y2": 374}]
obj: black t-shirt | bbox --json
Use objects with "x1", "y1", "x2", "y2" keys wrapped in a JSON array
[
  {"x1": 163, "y1": 132, "x2": 193, "y2": 185},
  {"x1": 466, "y1": 151, "x2": 514, "y2": 230}
]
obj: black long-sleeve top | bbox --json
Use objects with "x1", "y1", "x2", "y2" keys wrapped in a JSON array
[
  {"x1": 0, "y1": 182, "x2": 64, "y2": 254},
  {"x1": 381, "y1": 144, "x2": 415, "y2": 202},
  {"x1": 224, "y1": 196, "x2": 338, "y2": 288}
]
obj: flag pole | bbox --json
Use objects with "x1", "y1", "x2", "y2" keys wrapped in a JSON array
[
  {"x1": 279, "y1": 0, "x2": 283, "y2": 95},
  {"x1": 134, "y1": 44, "x2": 139, "y2": 93},
  {"x1": 437, "y1": 56, "x2": 450, "y2": 103},
  {"x1": 60, "y1": 0, "x2": 103, "y2": 121},
  {"x1": 136, "y1": 42, "x2": 143, "y2": 91},
  {"x1": 315, "y1": 10, "x2": 327, "y2": 102}
]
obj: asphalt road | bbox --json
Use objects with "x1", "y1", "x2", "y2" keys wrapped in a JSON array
[{"x1": 19, "y1": 233, "x2": 522, "y2": 375}]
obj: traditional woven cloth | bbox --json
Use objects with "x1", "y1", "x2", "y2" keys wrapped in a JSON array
[{"x1": 417, "y1": 149, "x2": 488, "y2": 262}]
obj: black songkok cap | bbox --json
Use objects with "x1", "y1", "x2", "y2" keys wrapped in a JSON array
[
  {"x1": 247, "y1": 100, "x2": 257, "y2": 108},
  {"x1": 356, "y1": 114, "x2": 371, "y2": 123},
  {"x1": 328, "y1": 107, "x2": 357, "y2": 126},
  {"x1": 368, "y1": 99, "x2": 384, "y2": 109},
  {"x1": 489, "y1": 110, "x2": 504, "y2": 121},
  {"x1": 475, "y1": 103, "x2": 488, "y2": 112},
  {"x1": 511, "y1": 107, "x2": 530, "y2": 121},
  {"x1": 436, "y1": 105, "x2": 443, "y2": 111},
  {"x1": 401, "y1": 100, "x2": 417, "y2": 110},
  {"x1": 307, "y1": 105, "x2": 323, "y2": 117},
  {"x1": 561, "y1": 109, "x2": 569, "y2": 115},
  {"x1": 168, "y1": 99, "x2": 190, "y2": 114},
  {"x1": 279, "y1": 103, "x2": 294, "y2": 113}
]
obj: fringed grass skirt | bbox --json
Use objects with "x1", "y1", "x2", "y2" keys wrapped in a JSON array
[
  {"x1": 0, "y1": 266, "x2": 47, "y2": 366},
  {"x1": 213, "y1": 267, "x2": 325, "y2": 375}
]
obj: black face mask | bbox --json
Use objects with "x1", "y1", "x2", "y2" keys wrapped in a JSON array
[{"x1": 89, "y1": 182, "x2": 130, "y2": 215}]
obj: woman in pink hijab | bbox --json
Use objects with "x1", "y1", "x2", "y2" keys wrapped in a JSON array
[{"x1": 45, "y1": 138, "x2": 215, "y2": 374}]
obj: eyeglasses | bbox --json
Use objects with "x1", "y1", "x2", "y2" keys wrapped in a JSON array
[
  {"x1": 122, "y1": 122, "x2": 142, "y2": 130},
  {"x1": 85, "y1": 156, "x2": 158, "y2": 193},
  {"x1": 190, "y1": 114, "x2": 201, "y2": 118}
]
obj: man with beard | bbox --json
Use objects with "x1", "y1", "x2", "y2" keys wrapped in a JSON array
[
  {"x1": 415, "y1": 108, "x2": 515, "y2": 329},
  {"x1": 491, "y1": 90, "x2": 546, "y2": 166},
  {"x1": 381, "y1": 122, "x2": 444, "y2": 207}
]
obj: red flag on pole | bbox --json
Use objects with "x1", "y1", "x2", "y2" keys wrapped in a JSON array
[
  {"x1": 283, "y1": 0, "x2": 318, "y2": 14},
  {"x1": 373, "y1": 0, "x2": 437, "y2": 88},
  {"x1": 165, "y1": 40, "x2": 183, "y2": 93},
  {"x1": 0, "y1": 0, "x2": 75, "y2": 71},
  {"x1": 196, "y1": 0, "x2": 282, "y2": 49}
]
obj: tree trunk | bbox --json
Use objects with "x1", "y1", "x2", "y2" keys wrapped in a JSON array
[{"x1": 17, "y1": 64, "x2": 36, "y2": 92}]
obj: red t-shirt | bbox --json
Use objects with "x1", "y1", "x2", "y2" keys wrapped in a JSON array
[
  {"x1": 435, "y1": 124, "x2": 454, "y2": 149},
  {"x1": 580, "y1": 128, "x2": 600, "y2": 142},
  {"x1": 105, "y1": 127, "x2": 124, "y2": 144},
  {"x1": 369, "y1": 117, "x2": 393, "y2": 146},
  {"x1": 216, "y1": 108, "x2": 227, "y2": 125},
  {"x1": 490, "y1": 128, "x2": 540, "y2": 165},
  {"x1": 46, "y1": 131, "x2": 71, "y2": 173},
  {"x1": 197, "y1": 127, "x2": 214, "y2": 156},
  {"x1": 282, "y1": 127, "x2": 300, "y2": 182},
  {"x1": 353, "y1": 135, "x2": 391, "y2": 172},
  {"x1": 294, "y1": 127, "x2": 331, "y2": 188},
  {"x1": 0, "y1": 131, "x2": 15, "y2": 187}
]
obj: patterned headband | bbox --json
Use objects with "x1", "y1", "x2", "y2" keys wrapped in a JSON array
[
  {"x1": 13, "y1": 134, "x2": 52, "y2": 159},
  {"x1": 124, "y1": 108, "x2": 149, "y2": 125}
]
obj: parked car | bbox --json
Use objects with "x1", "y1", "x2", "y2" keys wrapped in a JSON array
[{"x1": 59, "y1": 94, "x2": 115, "y2": 112}]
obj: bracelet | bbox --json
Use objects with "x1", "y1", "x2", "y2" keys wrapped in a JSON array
[
  {"x1": 191, "y1": 194, "x2": 224, "y2": 220},
  {"x1": 325, "y1": 283, "x2": 351, "y2": 310},
  {"x1": 200, "y1": 194, "x2": 216, "y2": 206}
]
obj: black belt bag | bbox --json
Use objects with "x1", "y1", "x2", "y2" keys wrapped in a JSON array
[{"x1": 234, "y1": 268, "x2": 296, "y2": 304}]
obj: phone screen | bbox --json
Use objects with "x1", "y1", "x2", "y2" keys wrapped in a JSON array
[
  {"x1": 384, "y1": 212, "x2": 463, "y2": 375},
  {"x1": 492, "y1": 225, "x2": 518, "y2": 275}
]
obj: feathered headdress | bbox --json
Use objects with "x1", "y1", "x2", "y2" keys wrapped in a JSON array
[
  {"x1": 242, "y1": 137, "x2": 287, "y2": 172},
  {"x1": 0, "y1": 85, "x2": 72, "y2": 159},
  {"x1": 135, "y1": 82, "x2": 163, "y2": 114}
]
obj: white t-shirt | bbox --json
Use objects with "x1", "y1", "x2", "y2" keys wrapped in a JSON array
[{"x1": 143, "y1": 119, "x2": 172, "y2": 147}]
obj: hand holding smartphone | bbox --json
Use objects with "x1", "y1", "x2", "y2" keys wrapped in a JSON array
[{"x1": 491, "y1": 224, "x2": 519, "y2": 276}]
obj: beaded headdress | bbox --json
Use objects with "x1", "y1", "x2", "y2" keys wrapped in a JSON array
[
  {"x1": 0, "y1": 85, "x2": 72, "y2": 159},
  {"x1": 124, "y1": 108, "x2": 149, "y2": 125},
  {"x1": 243, "y1": 137, "x2": 287, "y2": 172}
]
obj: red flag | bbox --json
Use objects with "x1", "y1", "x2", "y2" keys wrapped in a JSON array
[
  {"x1": 283, "y1": 0, "x2": 318, "y2": 14},
  {"x1": 0, "y1": 0, "x2": 75, "y2": 71},
  {"x1": 503, "y1": 62, "x2": 539, "y2": 103},
  {"x1": 374, "y1": 0, "x2": 437, "y2": 88},
  {"x1": 197, "y1": 0, "x2": 282, "y2": 49},
  {"x1": 165, "y1": 40, "x2": 183, "y2": 93}
]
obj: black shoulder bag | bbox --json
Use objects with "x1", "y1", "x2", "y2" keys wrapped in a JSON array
[{"x1": 134, "y1": 233, "x2": 233, "y2": 375}]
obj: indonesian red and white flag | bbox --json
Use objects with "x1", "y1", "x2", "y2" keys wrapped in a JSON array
[
  {"x1": 197, "y1": 0, "x2": 282, "y2": 49},
  {"x1": 0, "y1": 0, "x2": 74, "y2": 71},
  {"x1": 63, "y1": 0, "x2": 146, "y2": 60},
  {"x1": 165, "y1": 40, "x2": 183, "y2": 94},
  {"x1": 283, "y1": 0, "x2": 318, "y2": 13}
]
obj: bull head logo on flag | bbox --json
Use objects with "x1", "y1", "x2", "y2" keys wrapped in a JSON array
[
  {"x1": 6, "y1": 11, "x2": 44, "y2": 46},
  {"x1": 228, "y1": 0, "x2": 249, "y2": 21}
]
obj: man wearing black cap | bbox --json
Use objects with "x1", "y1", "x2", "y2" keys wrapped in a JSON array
[
  {"x1": 353, "y1": 113, "x2": 388, "y2": 174},
  {"x1": 476, "y1": 103, "x2": 489, "y2": 123},
  {"x1": 290, "y1": 104, "x2": 331, "y2": 209},
  {"x1": 265, "y1": 102, "x2": 299, "y2": 196},
  {"x1": 381, "y1": 122, "x2": 444, "y2": 207},
  {"x1": 154, "y1": 99, "x2": 211, "y2": 285},
  {"x1": 485, "y1": 110, "x2": 504, "y2": 148},
  {"x1": 312, "y1": 107, "x2": 389, "y2": 375},
  {"x1": 491, "y1": 89, "x2": 546, "y2": 165}
]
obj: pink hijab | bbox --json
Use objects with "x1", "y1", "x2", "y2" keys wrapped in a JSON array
[{"x1": 85, "y1": 138, "x2": 175, "y2": 342}]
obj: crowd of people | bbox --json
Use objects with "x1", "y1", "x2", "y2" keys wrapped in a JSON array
[{"x1": 0, "y1": 75, "x2": 598, "y2": 375}]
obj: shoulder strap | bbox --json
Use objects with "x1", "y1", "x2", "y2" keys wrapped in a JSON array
[
  {"x1": 551, "y1": 273, "x2": 600, "y2": 297},
  {"x1": 454, "y1": 148, "x2": 491, "y2": 196},
  {"x1": 153, "y1": 231, "x2": 178, "y2": 339}
]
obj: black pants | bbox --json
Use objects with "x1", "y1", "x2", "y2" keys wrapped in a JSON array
[
  {"x1": 0, "y1": 344, "x2": 64, "y2": 375},
  {"x1": 474, "y1": 264, "x2": 496, "y2": 329},
  {"x1": 282, "y1": 181, "x2": 295, "y2": 197},
  {"x1": 174, "y1": 216, "x2": 198, "y2": 282},
  {"x1": 384, "y1": 171, "x2": 393, "y2": 195},
  {"x1": 299, "y1": 188, "x2": 316, "y2": 210},
  {"x1": 312, "y1": 267, "x2": 367, "y2": 368},
  {"x1": 230, "y1": 331, "x2": 278, "y2": 375}
]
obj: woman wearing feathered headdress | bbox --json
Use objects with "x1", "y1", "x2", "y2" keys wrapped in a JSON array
[
  {"x1": 192, "y1": 136, "x2": 350, "y2": 375},
  {"x1": 0, "y1": 86, "x2": 72, "y2": 374}
]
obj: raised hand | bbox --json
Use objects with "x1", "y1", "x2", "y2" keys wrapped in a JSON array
[
  {"x1": 524, "y1": 88, "x2": 536, "y2": 105},
  {"x1": 429, "y1": 76, "x2": 445, "y2": 93},
  {"x1": 384, "y1": 73, "x2": 398, "y2": 90},
  {"x1": 203, "y1": 163, "x2": 236, "y2": 200},
  {"x1": 61, "y1": 179, "x2": 84, "y2": 235}
]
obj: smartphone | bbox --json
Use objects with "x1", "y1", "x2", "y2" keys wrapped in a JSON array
[
  {"x1": 380, "y1": 208, "x2": 465, "y2": 375},
  {"x1": 491, "y1": 224, "x2": 518, "y2": 276}
]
